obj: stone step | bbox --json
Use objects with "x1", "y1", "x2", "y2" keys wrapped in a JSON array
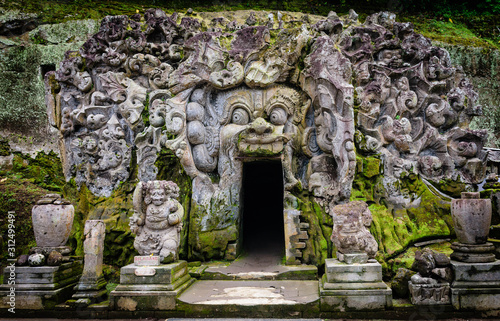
[
  {"x1": 177, "y1": 280, "x2": 319, "y2": 318},
  {"x1": 195, "y1": 262, "x2": 318, "y2": 280}
]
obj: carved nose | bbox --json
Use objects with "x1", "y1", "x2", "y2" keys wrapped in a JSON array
[{"x1": 249, "y1": 117, "x2": 273, "y2": 135}]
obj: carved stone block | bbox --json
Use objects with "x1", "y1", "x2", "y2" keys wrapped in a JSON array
[{"x1": 409, "y1": 281, "x2": 450, "y2": 305}]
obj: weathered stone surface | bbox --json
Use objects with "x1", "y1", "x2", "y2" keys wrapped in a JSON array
[
  {"x1": 452, "y1": 260, "x2": 500, "y2": 284},
  {"x1": 0, "y1": 260, "x2": 83, "y2": 309},
  {"x1": 130, "y1": 180, "x2": 184, "y2": 260},
  {"x1": 324, "y1": 258, "x2": 383, "y2": 284},
  {"x1": 28, "y1": 253, "x2": 45, "y2": 266},
  {"x1": 43, "y1": 8, "x2": 490, "y2": 264},
  {"x1": 412, "y1": 249, "x2": 437, "y2": 277},
  {"x1": 409, "y1": 281, "x2": 450, "y2": 305},
  {"x1": 70, "y1": 220, "x2": 107, "y2": 306},
  {"x1": 330, "y1": 201, "x2": 377, "y2": 262},
  {"x1": 111, "y1": 260, "x2": 193, "y2": 311},
  {"x1": 73, "y1": 220, "x2": 106, "y2": 293},
  {"x1": 46, "y1": 250, "x2": 63, "y2": 266},
  {"x1": 452, "y1": 192, "x2": 492, "y2": 245},
  {"x1": 0, "y1": 10, "x2": 38, "y2": 36},
  {"x1": 16, "y1": 254, "x2": 29, "y2": 266},
  {"x1": 390, "y1": 267, "x2": 416, "y2": 298},
  {"x1": 119, "y1": 261, "x2": 188, "y2": 285},
  {"x1": 321, "y1": 259, "x2": 392, "y2": 312},
  {"x1": 31, "y1": 194, "x2": 74, "y2": 248},
  {"x1": 451, "y1": 260, "x2": 500, "y2": 311},
  {"x1": 134, "y1": 256, "x2": 160, "y2": 266}
]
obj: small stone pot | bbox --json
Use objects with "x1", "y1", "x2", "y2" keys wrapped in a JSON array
[
  {"x1": 32, "y1": 203, "x2": 74, "y2": 247},
  {"x1": 451, "y1": 192, "x2": 492, "y2": 244}
]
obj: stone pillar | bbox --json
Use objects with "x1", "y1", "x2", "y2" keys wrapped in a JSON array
[
  {"x1": 71, "y1": 220, "x2": 107, "y2": 306},
  {"x1": 450, "y1": 192, "x2": 500, "y2": 311}
]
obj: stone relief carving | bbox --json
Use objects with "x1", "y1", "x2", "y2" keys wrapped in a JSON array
[
  {"x1": 330, "y1": 201, "x2": 378, "y2": 263},
  {"x1": 45, "y1": 8, "x2": 488, "y2": 261},
  {"x1": 130, "y1": 180, "x2": 184, "y2": 261}
]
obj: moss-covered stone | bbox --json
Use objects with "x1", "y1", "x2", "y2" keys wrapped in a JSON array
[
  {"x1": 362, "y1": 156, "x2": 381, "y2": 178},
  {"x1": 290, "y1": 190, "x2": 332, "y2": 268}
]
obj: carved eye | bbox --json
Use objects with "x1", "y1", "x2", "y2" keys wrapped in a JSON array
[
  {"x1": 231, "y1": 108, "x2": 249, "y2": 125},
  {"x1": 269, "y1": 107, "x2": 287, "y2": 125}
]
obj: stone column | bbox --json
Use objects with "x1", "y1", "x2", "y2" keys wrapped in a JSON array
[{"x1": 71, "y1": 220, "x2": 107, "y2": 306}]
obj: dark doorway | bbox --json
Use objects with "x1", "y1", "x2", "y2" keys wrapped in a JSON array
[{"x1": 241, "y1": 161, "x2": 284, "y2": 257}]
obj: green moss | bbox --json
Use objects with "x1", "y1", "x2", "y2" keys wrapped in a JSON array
[
  {"x1": 351, "y1": 154, "x2": 454, "y2": 277},
  {"x1": 0, "y1": 138, "x2": 11, "y2": 156},
  {"x1": 432, "y1": 178, "x2": 467, "y2": 199},
  {"x1": 291, "y1": 190, "x2": 332, "y2": 268},
  {"x1": 362, "y1": 156, "x2": 380, "y2": 178},
  {"x1": 195, "y1": 225, "x2": 238, "y2": 260}
]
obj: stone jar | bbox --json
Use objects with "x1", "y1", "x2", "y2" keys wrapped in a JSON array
[
  {"x1": 451, "y1": 192, "x2": 492, "y2": 244},
  {"x1": 32, "y1": 194, "x2": 74, "y2": 247}
]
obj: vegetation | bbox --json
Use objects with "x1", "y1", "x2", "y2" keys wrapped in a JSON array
[{"x1": 1, "y1": 0, "x2": 499, "y2": 49}]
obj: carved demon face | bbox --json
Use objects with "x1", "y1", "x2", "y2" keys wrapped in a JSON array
[
  {"x1": 224, "y1": 88, "x2": 295, "y2": 157},
  {"x1": 184, "y1": 85, "x2": 306, "y2": 177}
]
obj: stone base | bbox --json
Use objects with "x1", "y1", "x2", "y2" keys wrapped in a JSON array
[
  {"x1": 320, "y1": 258, "x2": 392, "y2": 311},
  {"x1": 30, "y1": 246, "x2": 72, "y2": 255},
  {"x1": 337, "y1": 252, "x2": 368, "y2": 264},
  {"x1": 70, "y1": 276, "x2": 107, "y2": 306},
  {"x1": 451, "y1": 260, "x2": 500, "y2": 310},
  {"x1": 409, "y1": 281, "x2": 450, "y2": 305},
  {"x1": 450, "y1": 242, "x2": 496, "y2": 263},
  {"x1": 0, "y1": 260, "x2": 83, "y2": 309},
  {"x1": 110, "y1": 260, "x2": 193, "y2": 311}
]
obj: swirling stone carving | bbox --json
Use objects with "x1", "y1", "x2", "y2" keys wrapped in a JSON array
[{"x1": 45, "y1": 8, "x2": 488, "y2": 262}]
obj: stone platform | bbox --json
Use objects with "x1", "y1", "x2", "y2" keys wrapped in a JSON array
[
  {"x1": 177, "y1": 279, "x2": 319, "y2": 317},
  {"x1": 451, "y1": 259, "x2": 500, "y2": 310},
  {"x1": 0, "y1": 260, "x2": 83, "y2": 309},
  {"x1": 319, "y1": 258, "x2": 392, "y2": 311},
  {"x1": 110, "y1": 260, "x2": 193, "y2": 311}
]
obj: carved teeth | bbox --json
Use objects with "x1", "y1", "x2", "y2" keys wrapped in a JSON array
[
  {"x1": 261, "y1": 144, "x2": 272, "y2": 151},
  {"x1": 272, "y1": 141, "x2": 282, "y2": 152}
]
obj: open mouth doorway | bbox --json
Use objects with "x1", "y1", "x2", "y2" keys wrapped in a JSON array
[{"x1": 241, "y1": 160, "x2": 285, "y2": 258}]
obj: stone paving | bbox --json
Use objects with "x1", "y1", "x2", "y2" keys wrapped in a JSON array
[{"x1": 178, "y1": 280, "x2": 319, "y2": 306}]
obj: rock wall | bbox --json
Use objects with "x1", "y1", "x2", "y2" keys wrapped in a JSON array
[
  {"x1": 438, "y1": 43, "x2": 500, "y2": 147},
  {"x1": 1, "y1": 9, "x2": 500, "y2": 273}
]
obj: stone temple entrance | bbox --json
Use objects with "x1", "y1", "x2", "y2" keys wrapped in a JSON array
[{"x1": 241, "y1": 160, "x2": 285, "y2": 259}]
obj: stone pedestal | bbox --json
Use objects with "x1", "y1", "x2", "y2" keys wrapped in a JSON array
[
  {"x1": 110, "y1": 260, "x2": 194, "y2": 311},
  {"x1": 320, "y1": 258, "x2": 392, "y2": 311},
  {"x1": 0, "y1": 260, "x2": 83, "y2": 309},
  {"x1": 409, "y1": 281, "x2": 450, "y2": 305},
  {"x1": 450, "y1": 242, "x2": 496, "y2": 263},
  {"x1": 450, "y1": 260, "x2": 500, "y2": 310}
]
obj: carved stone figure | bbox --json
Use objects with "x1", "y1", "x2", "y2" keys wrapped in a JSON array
[
  {"x1": 130, "y1": 180, "x2": 184, "y2": 261},
  {"x1": 45, "y1": 8, "x2": 489, "y2": 262},
  {"x1": 330, "y1": 201, "x2": 378, "y2": 262}
]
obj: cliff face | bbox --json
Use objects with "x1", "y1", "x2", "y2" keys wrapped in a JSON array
[
  {"x1": 1, "y1": 8, "x2": 499, "y2": 280},
  {"x1": 438, "y1": 43, "x2": 500, "y2": 147}
]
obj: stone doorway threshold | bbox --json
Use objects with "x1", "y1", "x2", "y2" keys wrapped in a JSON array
[
  {"x1": 196, "y1": 241, "x2": 317, "y2": 280},
  {"x1": 177, "y1": 279, "x2": 319, "y2": 307}
]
